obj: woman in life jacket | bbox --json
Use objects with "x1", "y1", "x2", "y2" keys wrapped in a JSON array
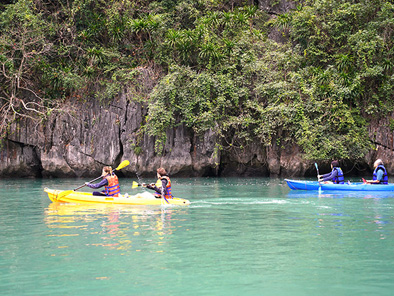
[
  {"x1": 318, "y1": 160, "x2": 345, "y2": 184},
  {"x1": 85, "y1": 166, "x2": 121, "y2": 197},
  {"x1": 365, "y1": 159, "x2": 388, "y2": 184},
  {"x1": 144, "y1": 168, "x2": 173, "y2": 200}
]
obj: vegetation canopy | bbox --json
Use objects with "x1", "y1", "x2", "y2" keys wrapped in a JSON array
[{"x1": 0, "y1": 0, "x2": 393, "y2": 161}]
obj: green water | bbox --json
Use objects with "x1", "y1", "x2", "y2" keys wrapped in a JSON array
[{"x1": 1, "y1": 177, "x2": 394, "y2": 296}]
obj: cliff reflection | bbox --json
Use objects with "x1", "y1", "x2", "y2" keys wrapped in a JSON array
[{"x1": 44, "y1": 203, "x2": 189, "y2": 252}]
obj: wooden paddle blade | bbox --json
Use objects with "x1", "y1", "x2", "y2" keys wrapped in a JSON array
[
  {"x1": 57, "y1": 190, "x2": 74, "y2": 200},
  {"x1": 115, "y1": 160, "x2": 130, "y2": 171}
]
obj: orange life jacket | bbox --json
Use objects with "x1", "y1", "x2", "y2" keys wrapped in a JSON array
[
  {"x1": 154, "y1": 176, "x2": 173, "y2": 199},
  {"x1": 104, "y1": 174, "x2": 120, "y2": 197}
]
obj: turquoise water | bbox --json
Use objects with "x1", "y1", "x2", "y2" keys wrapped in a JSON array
[{"x1": 1, "y1": 177, "x2": 394, "y2": 296}]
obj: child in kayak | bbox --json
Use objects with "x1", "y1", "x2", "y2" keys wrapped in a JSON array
[
  {"x1": 318, "y1": 160, "x2": 345, "y2": 184},
  {"x1": 143, "y1": 167, "x2": 173, "y2": 200},
  {"x1": 85, "y1": 166, "x2": 121, "y2": 197}
]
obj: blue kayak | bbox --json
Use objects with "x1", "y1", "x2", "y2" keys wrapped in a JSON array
[{"x1": 285, "y1": 179, "x2": 394, "y2": 191}]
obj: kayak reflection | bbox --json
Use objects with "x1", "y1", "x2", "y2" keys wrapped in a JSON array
[
  {"x1": 44, "y1": 203, "x2": 189, "y2": 252},
  {"x1": 287, "y1": 190, "x2": 394, "y2": 199}
]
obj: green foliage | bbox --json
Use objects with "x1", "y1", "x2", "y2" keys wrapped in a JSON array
[
  {"x1": 0, "y1": 0, "x2": 56, "y2": 134},
  {"x1": 1, "y1": 0, "x2": 392, "y2": 162}
]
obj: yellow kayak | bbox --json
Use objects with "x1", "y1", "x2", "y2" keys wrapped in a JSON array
[{"x1": 44, "y1": 188, "x2": 191, "y2": 206}]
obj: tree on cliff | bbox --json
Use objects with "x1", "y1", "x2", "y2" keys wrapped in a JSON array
[
  {"x1": 1, "y1": 0, "x2": 393, "y2": 165},
  {"x1": 0, "y1": 0, "x2": 56, "y2": 137},
  {"x1": 144, "y1": 0, "x2": 393, "y2": 161}
]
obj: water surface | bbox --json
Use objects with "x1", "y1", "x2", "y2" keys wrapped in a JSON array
[{"x1": 1, "y1": 177, "x2": 394, "y2": 295}]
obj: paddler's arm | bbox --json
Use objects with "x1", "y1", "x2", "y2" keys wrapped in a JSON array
[
  {"x1": 318, "y1": 172, "x2": 330, "y2": 180},
  {"x1": 319, "y1": 170, "x2": 337, "y2": 182},
  {"x1": 366, "y1": 170, "x2": 384, "y2": 184},
  {"x1": 86, "y1": 178, "x2": 108, "y2": 189},
  {"x1": 146, "y1": 183, "x2": 162, "y2": 194},
  {"x1": 160, "y1": 178, "x2": 168, "y2": 199},
  {"x1": 366, "y1": 179, "x2": 380, "y2": 184}
]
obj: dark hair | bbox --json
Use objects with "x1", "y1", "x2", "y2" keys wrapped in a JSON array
[
  {"x1": 331, "y1": 160, "x2": 339, "y2": 167},
  {"x1": 157, "y1": 167, "x2": 167, "y2": 176}
]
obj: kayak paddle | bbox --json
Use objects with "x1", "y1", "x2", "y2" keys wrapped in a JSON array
[
  {"x1": 132, "y1": 181, "x2": 169, "y2": 204},
  {"x1": 132, "y1": 181, "x2": 142, "y2": 189},
  {"x1": 57, "y1": 160, "x2": 130, "y2": 199},
  {"x1": 162, "y1": 195, "x2": 169, "y2": 204},
  {"x1": 314, "y1": 162, "x2": 322, "y2": 193}
]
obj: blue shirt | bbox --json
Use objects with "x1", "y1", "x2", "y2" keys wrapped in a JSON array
[{"x1": 375, "y1": 169, "x2": 384, "y2": 182}]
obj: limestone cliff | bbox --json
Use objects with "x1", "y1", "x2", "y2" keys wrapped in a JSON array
[
  {"x1": 0, "y1": 94, "x2": 220, "y2": 178},
  {"x1": 1, "y1": 91, "x2": 392, "y2": 178}
]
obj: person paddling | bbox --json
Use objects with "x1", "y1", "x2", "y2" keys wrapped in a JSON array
[
  {"x1": 85, "y1": 166, "x2": 121, "y2": 196},
  {"x1": 365, "y1": 159, "x2": 388, "y2": 184},
  {"x1": 318, "y1": 160, "x2": 345, "y2": 184},
  {"x1": 143, "y1": 168, "x2": 173, "y2": 200}
]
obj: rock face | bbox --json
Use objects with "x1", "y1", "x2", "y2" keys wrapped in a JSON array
[
  {"x1": 2, "y1": 91, "x2": 393, "y2": 178},
  {"x1": 366, "y1": 118, "x2": 394, "y2": 174},
  {"x1": 0, "y1": 93, "x2": 221, "y2": 178},
  {"x1": 1, "y1": 0, "x2": 393, "y2": 179}
]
